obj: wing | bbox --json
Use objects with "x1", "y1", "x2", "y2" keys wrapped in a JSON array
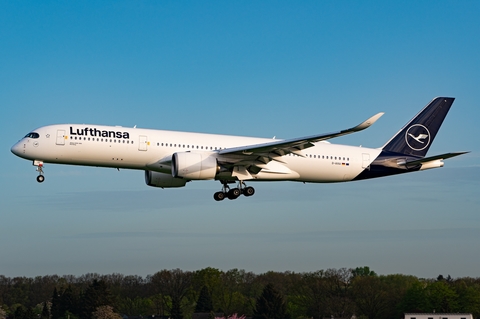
[{"x1": 216, "y1": 112, "x2": 384, "y2": 176}]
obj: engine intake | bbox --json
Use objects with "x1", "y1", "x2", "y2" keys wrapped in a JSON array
[{"x1": 172, "y1": 152, "x2": 218, "y2": 180}]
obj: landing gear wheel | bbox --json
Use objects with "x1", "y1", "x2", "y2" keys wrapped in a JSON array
[
  {"x1": 37, "y1": 175, "x2": 45, "y2": 183},
  {"x1": 227, "y1": 188, "x2": 241, "y2": 200},
  {"x1": 243, "y1": 186, "x2": 255, "y2": 197},
  {"x1": 214, "y1": 191, "x2": 226, "y2": 201}
]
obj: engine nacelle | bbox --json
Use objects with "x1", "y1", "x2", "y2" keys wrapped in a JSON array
[
  {"x1": 172, "y1": 152, "x2": 218, "y2": 180},
  {"x1": 145, "y1": 170, "x2": 187, "y2": 188}
]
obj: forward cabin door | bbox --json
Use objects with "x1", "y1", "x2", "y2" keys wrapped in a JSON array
[
  {"x1": 138, "y1": 135, "x2": 148, "y2": 151},
  {"x1": 56, "y1": 130, "x2": 65, "y2": 145}
]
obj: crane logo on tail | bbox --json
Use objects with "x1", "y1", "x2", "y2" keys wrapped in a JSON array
[{"x1": 405, "y1": 124, "x2": 430, "y2": 151}]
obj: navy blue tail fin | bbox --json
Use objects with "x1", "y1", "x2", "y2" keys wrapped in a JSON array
[{"x1": 381, "y1": 97, "x2": 454, "y2": 158}]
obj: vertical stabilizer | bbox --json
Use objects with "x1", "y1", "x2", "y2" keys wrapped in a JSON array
[{"x1": 381, "y1": 97, "x2": 454, "y2": 158}]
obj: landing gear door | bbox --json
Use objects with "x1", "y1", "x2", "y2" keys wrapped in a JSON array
[
  {"x1": 56, "y1": 130, "x2": 65, "y2": 145},
  {"x1": 139, "y1": 135, "x2": 148, "y2": 151}
]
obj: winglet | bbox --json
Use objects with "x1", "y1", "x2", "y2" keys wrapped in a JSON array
[{"x1": 351, "y1": 112, "x2": 384, "y2": 132}]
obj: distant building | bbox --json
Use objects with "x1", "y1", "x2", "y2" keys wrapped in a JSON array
[{"x1": 405, "y1": 313, "x2": 473, "y2": 319}]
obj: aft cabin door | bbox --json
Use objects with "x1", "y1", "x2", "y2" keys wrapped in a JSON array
[
  {"x1": 138, "y1": 135, "x2": 148, "y2": 151},
  {"x1": 56, "y1": 130, "x2": 65, "y2": 145},
  {"x1": 362, "y1": 153, "x2": 370, "y2": 169}
]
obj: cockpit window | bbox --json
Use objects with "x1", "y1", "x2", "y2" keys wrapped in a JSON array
[{"x1": 24, "y1": 132, "x2": 40, "y2": 139}]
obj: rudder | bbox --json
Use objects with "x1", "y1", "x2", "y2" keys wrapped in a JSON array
[{"x1": 381, "y1": 97, "x2": 454, "y2": 158}]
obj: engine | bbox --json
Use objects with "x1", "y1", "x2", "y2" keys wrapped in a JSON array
[
  {"x1": 145, "y1": 170, "x2": 187, "y2": 188},
  {"x1": 172, "y1": 152, "x2": 218, "y2": 180}
]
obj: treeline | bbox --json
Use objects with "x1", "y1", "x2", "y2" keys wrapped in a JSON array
[{"x1": 0, "y1": 267, "x2": 479, "y2": 319}]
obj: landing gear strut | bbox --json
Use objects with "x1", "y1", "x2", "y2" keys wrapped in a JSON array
[
  {"x1": 213, "y1": 180, "x2": 255, "y2": 201},
  {"x1": 34, "y1": 161, "x2": 45, "y2": 183}
]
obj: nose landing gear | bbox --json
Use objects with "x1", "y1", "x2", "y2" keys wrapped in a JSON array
[
  {"x1": 34, "y1": 161, "x2": 45, "y2": 183},
  {"x1": 213, "y1": 180, "x2": 255, "y2": 201}
]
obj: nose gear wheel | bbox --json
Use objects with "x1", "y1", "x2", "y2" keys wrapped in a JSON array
[{"x1": 35, "y1": 162, "x2": 45, "y2": 183}]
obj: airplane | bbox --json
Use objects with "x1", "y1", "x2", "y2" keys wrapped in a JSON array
[{"x1": 11, "y1": 97, "x2": 468, "y2": 201}]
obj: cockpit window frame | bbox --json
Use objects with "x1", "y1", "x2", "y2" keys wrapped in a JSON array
[{"x1": 24, "y1": 132, "x2": 40, "y2": 139}]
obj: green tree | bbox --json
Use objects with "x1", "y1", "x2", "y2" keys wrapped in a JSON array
[
  {"x1": 23, "y1": 307, "x2": 36, "y2": 319},
  {"x1": 454, "y1": 279, "x2": 480, "y2": 318},
  {"x1": 193, "y1": 268, "x2": 223, "y2": 312},
  {"x1": 352, "y1": 266, "x2": 377, "y2": 278},
  {"x1": 218, "y1": 269, "x2": 250, "y2": 316},
  {"x1": 81, "y1": 280, "x2": 113, "y2": 319},
  {"x1": 253, "y1": 284, "x2": 289, "y2": 319},
  {"x1": 425, "y1": 281, "x2": 459, "y2": 312},
  {"x1": 117, "y1": 297, "x2": 153, "y2": 316},
  {"x1": 399, "y1": 281, "x2": 429, "y2": 313},
  {"x1": 195, "y1": 286, "x2": 214, "y2": 313},
  {"x1": 60, "y1": 286, "x2": 79, "y2": 317},
  {"x1": 351, "y1": 275, "x2": 388, "y2": 319},
  {"x1": 51, "y1": 288, "x2": 61, "y2": 319},
  {"x1": 41, "y1": 301, "x2": 50, "y2": 319},
  {"x1": 13, "y1": 305, "x2": 26, "y2": 319}
]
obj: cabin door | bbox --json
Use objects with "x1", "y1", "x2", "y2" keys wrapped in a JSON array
[
  {"x1": 56, "y1": 130, "x2": 65, "y2": 145},
  {"x1": 138, "y1": 135, "x2": 148, "y2": 151},
  {"x1": 362, "y1": 153, "x2": 370, "y2": 169}
]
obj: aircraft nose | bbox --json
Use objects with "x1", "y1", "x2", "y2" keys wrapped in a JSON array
[{"x1": 11, "y1": 142, "x2": 23, "y2": 157}]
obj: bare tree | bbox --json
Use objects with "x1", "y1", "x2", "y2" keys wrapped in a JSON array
[{"x1": 149, "y1": 269, "x2": 193, "y2": 319}]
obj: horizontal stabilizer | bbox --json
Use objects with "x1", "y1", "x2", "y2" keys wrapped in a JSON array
[{"x1": 406, "y1": 151, "x2": 469, "y2": 168}]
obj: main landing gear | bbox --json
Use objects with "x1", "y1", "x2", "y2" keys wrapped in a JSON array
[
  {"x1": 34, "y1": 161, "x2": 45, "y2": 183},
  {"x1": 213, "y1": 180, "x2": 255, "y2": 201}
]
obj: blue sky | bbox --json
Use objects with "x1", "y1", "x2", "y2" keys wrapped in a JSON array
[{"x1": 1, "y1": 1, "x2": 479, "y2": 278}]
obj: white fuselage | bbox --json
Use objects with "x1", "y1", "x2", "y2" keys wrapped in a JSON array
[{"x1": 11, "y1": 124, "x2": 381, "y2": 183}]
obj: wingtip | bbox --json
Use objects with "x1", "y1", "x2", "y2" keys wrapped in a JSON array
[{"x1": 353, "y1": 112, "x2": 384, "y2": 131}]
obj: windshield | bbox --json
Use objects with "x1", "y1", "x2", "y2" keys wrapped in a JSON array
[{"x1": 24, "y1": 132, "x2": 40, "y2": 139}]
